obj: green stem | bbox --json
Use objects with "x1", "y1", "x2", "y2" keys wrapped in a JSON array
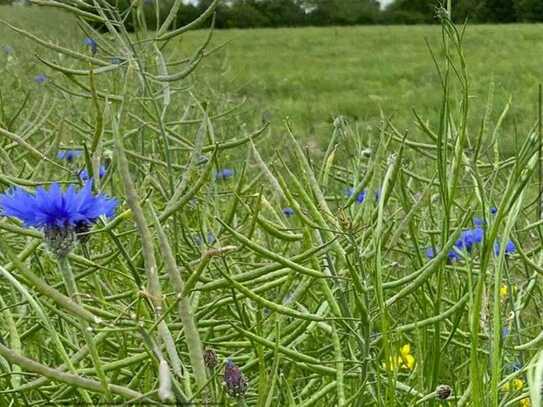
[
  {"x1": 58, "y1": 255, "x2": 111, "y2": 400},
  {"x1": 237, "y1": 398, "x2": 249, "y2": 407},
  {"x1": 0, "y1": 341, "x2": 147, "y2": 401}
]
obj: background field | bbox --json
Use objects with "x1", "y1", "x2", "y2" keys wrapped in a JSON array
[
  {"x1": 2, "y1": 6, "x2": 543, "y2": 151},
  {"x1": 187, "y1": 24, "x2": 543, "y2": 146}
]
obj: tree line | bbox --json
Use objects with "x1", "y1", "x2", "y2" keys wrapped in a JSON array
[
  {"x1": 3, "y1": 0, "x2": 543, "y2": 26},
  {"x1": 150, "y1": 0, "x2": 543, "y2": 27}
]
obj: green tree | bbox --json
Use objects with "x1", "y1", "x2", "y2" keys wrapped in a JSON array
[
  {"x1": 256, "y1": 0, "x2": 307, "y2": 27},
  {"x1": 514, "y1": 0, "x2": 543, "y2": 21},
  {"x1": 477, "y1": 0, "x2": 516, "y2": 22},
  {"x1": 176, "y1": 4, "x2": 202, "y2": 26},
  {"x1": 454, "y1": 0, "x2": 488, "y2": 23},
  {"x1": 305, "y1": 0, "x2": 380, "y2": 25},
  {"x1": 224, "y1": 0, "x2": 270, "y2": 28},
  {"x1": 383, "y1": 0, "x2": 442, "y2": 24},
  {"x1": 197, "y1": 0, "x2": 232, "y2": 28}
]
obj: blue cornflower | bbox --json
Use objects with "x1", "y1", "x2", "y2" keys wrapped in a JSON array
[
  {"x1": 79, "y1": 165, "x2": 106, "y2": 182},
  {"x1": 57, "y1": 150, "x2": 81, "y2": 162},
  {"x1": 471, "y1": 227, "x2": 484, "y2": 244},
  {"x1": 83, "y1": 37, "x2": 97, "y2": 56},
  {"x1": 193, "y1": 232, "x2": 216, "y2": 246},
  {"x1": 490, "y1": 207, "x2": 497, "y2": 215},
  {"x1": 505, "y1": 361, "x2": 523, "y2": 373},
  {"x1": 0, "y1": 182, "x2": 117, "y2": 256},
  {"x1": 2, "y1": 45, "x2": 13, "y2": 55},
  {"x1": 215, "y1": 168, "x2": 235, "y2": 181},
  {"x1": 447, "y1": 249, "x2": 461, "y2": 263},
  {"x1": 461, "y1": 227, "x2": 484, "y2": 251},
  {"x1": 193, "y1": 235, "x2": 203, "y2": 246},
  {"x1": 454, "y1": 236, "x2": 465, "y2": 251},
  {"x1": 425, "y1": 247, "x2": 435, "y2": 259},
  {"x1": 282, "y1": 207, "x2": 295, "y2": 217},
  {"x1": 473, "y1": 217, "x2": 485, "y2": 227},
  {"x1": 505, "y1": 240, "x2": 516, "y2": 254},
  {"x1": 454, "y1": 227, "x2": 484, "y2": 254},
  {"x1": 34, "y1": 74, "x2": 47, "y2": 85},
  {"x1": 502, "y1": 326, "x2": 511, "y2": 338},
  {"x1": 425, "y1": 246, "x2": 460, "y2": 264},
  {"x1": 494, "y1": 240, "x2": 516, "y2": 256},
  {"x1": 346, "y1": 187, "x2": 366, "y2": 204}
]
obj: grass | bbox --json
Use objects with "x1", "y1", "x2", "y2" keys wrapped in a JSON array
[
  {"x1": 182, "y1": 24, "x2": 543, "y2": 152},
  {"x1": 2, "y1": 7, "x2": 543, "y2": 150},
  {"x1": 0, "y1": 3, "x2": 542, "y2": 407}
]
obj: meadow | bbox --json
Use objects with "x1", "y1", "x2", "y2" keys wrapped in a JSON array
[
  {"x1": 186, "y1": 23, "x2": 543, "y2": 151},
  {"x1": 3, "y1": 6, "x2": 543, "y2": 150},
  {"x1": 0, "y1": 3, "x2": 542, "y2": 407}
]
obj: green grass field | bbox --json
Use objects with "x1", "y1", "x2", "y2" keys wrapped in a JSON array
[
  {"x1": 2, "y1": 7, "x2": 543, "y2": 149},
  {"x1": 185, "y1": 23, "x2": 543, "y2": 145},
  {"x1": 1, "y1": 4, "x2": 543, "y2": 407}
]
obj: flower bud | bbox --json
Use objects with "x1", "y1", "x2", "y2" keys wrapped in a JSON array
[
  {"x1": 224, "y1": 359, "x2": 248, "y2": 398},
  {"x1": 45, "y1": 226, "x2": 76, "y2": 258}
]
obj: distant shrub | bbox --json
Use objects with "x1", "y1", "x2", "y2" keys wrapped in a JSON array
[{"x1": 383, "y1": 9, "x2": 434, "y2": 25}]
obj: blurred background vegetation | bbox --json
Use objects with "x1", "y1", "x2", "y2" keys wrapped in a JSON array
[
  {"x1": 2, "y1": 0, "x2": 543, "y2": 27},
  {"x1": 1, "y1": 1, "x2": 540, "y2": 156},
  {"x1": 0, "y1": 0, "x2": 540, "y2": 157}
]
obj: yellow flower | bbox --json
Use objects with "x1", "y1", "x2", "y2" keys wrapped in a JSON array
[
  {"x1": 520, "y1": 398, "x2": 531, "y2": 407},
  {"x1": 501, "y1": 284, "x2": 518, "y2": 301},
  {"x1": 384, "y1": 344, "x2": 415, "y2": 371},
  {"x1": 400, "y1": 344, "x2": 411, "y2": 355},
  {"x1": 400, "y1": 344, "x2": 415, "y2": 370},
  {"x1": 512, "y1": 378, "x2": 524, "y2": 391},
  {"x1": 500, "y1": 285, "x2": 509, "y2": 300},
  {"x1": 504, "y1": 378, "x2": 524, "y2": 392}
]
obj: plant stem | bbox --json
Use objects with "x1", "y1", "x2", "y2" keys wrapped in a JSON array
[
  {"x1": 58, "y1": 255, "x2": 111, "y2": 400},
  {"x1": 153, "y1": 208, "x2": 208, "y2": 393},
  {"x1": 0, "y1": 341, "x2": 146, "y2": 401},
  {"x1": 237, "y1": 398, "x2": 249, "y2": 407}
]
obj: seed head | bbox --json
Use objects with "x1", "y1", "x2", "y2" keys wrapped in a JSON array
[
  {"x1": 435, "y1": 384, "x2": 452, "y2": 400},
  {"x1": 361, "y1": 148, "x2": 372, "y2": 158},
  {"x1": 204, "y1": 348, "x2": 218, "y2": 369}
]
